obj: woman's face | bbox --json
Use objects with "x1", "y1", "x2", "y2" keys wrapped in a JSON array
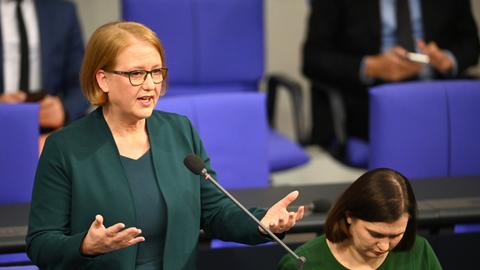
[
  {"x1": 347, "y1": 213, "x2": 409, "y2": 259},
  {"x1": 97, "y1": 38, "x2": 163, "y2": 122}
]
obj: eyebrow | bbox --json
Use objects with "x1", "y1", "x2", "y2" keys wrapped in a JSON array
[
  {"x1": 125, "y1": 64, "x2": 163, "y2": 70},
  {"x1": 367, "y1": 229, "x2": 404, "y2": 238}
]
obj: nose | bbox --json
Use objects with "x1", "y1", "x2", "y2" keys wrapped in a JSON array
[
  {"x1": 142, "y1": 73, "x2": 155, "y2": 90},
  {"x1": 377, "y1": 239, "x2": 389, "y2": 252}
]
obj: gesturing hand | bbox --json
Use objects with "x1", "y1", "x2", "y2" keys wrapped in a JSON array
[
  {"x1": 259, "y1": 191, "x2": 305, "y2": 234},
  {"x1": 80, "y1": 215, "x2": 145, "y2": 256}
]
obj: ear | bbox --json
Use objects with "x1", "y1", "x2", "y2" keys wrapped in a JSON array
[
  {"x1": 345, "y1": 212, "x2": 353, "y2": 225},
  {"x1": 96, "y1": 69, "x2": 109, "y2": 93}
]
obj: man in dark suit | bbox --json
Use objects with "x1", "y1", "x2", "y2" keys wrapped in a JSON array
[
  {"x1": 304, "y1": 0, "x2": 480, "y2": 148},
  {"x1": 0, "y1": 0, "x2": 88, "y2": 131}
]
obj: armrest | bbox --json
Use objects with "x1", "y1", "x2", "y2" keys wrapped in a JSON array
[
  {"x1": 311, "y1": 80, "x2": 347, "y2": 147},
  {"x1": 265, "y1": 74, "x2": 308, "y2": 145}
]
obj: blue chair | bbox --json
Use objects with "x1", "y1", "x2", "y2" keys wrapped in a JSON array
[
  {"x1": 0, "y1": 103, "x2": 39, "y2": 204},
  {"x1": 156, "y1": 92, "x2": 270, "y2": 189},
  {"x1": 122, "y1": 0, "x2": 309, "y2": 173},
  {"x1": 369, "y1": 80, "x2": 480, "y2": 178},
  {"x1": 369, "y1": 80, "x2": 480, "y2": 233},
  {"x1": 0, "y1": 253, "x2": 35, "y2": 268},
  {"x1": 0, "y1": 104, "x2": 38, "y2": 267},
  {"x1": 0, "y1": 267, "x2": 37, "y2": 270}
]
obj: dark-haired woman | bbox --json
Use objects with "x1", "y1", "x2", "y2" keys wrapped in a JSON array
[{"x1": 278, "y1": 168, "x2": 442, "y2": 270}]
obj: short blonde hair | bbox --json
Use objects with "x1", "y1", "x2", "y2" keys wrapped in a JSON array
[{"x1": 80, "y1": 21, "x2": 167, "y2": 106}]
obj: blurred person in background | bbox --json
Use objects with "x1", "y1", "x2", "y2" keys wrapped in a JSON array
[
  {"x1": 304, "y1": 0, "x2": 480, "y2": 155},
  {"x1": 0, "y1": 0, "x2": 88, "y2": 151}
]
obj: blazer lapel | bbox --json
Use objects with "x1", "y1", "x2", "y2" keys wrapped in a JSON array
[{"x1": 146, "y1": 116, "x2": 175, "y2": 208}]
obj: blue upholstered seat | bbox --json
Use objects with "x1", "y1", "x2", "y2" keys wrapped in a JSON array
[
  {"x1": 369, "y1": 80, "x2": 480, "y2": 178},
  {"x1": 0, "y1": 104, "x2": 38, "y2": 268},
  {"x1": 0, "y1": 267, "x2": 38, "y2": 270},
  {"x1": 156, "y1": 93, "x2": 270, "y2": 189},
  {"x1": 0, "y1": 103, "x2": 39, "y2": 204},
  {"x1": 368, "y1": 80, "x2": 480, "y2": 234},
  {"x1": 122, "y1": 0, "x2": 309, "y2": 174}
]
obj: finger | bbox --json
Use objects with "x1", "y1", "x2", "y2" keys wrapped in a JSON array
[
  {"x1": 276, "y1": 191, "x2": 299, "y2": 208},
  {"x1": 114, "y1": 227, "x2": 142, "y2": 243},
  {"x1": 14, "y1": 92, "x2": 27, "y2": 102},
  {"x1": 417, "y1": 39, "x2": 426, "y2": 51},
  {"x1": 428, "y1": 41, "x2": 439, "y2": 50},
  {"x1": 40, "y1": 96, "x2": 55, "y2": 109},
  {"x1": 284, "y1": 212, "x2": 296, "y2": 229},
  {"x1": 94, "y1": 214, "x2": 104, "y2": 228},
  {"x1": 274, "y1": 217, "x2": 286, "y2": 232},
  {"x1": 268, "y1": 221, "x2": 277, "y2": 232},
  {"x1": 126, "y1": 236, "x2": 145, "y2": 246},
  {"x1": 296, "y1": 206, "x2": 305, "y2": 221},
  {"x1": 391, "y1": 46, "x2": 408, "y2": 58},
  {"x1": 105, "y1": 223, "x2": 126, "y2": 236}
]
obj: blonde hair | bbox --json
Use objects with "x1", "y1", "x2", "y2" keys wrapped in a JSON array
[{"x1": 80, "y1": 21, "x2": 167, "y2": 106}]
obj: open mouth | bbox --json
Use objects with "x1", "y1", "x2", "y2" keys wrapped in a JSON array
[{"x1": 138, "y1": 96, "x2": 153, "y2": 101}]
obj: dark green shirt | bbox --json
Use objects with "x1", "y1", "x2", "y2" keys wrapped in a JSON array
[
  {"x1": 121, "y1": 149, "x2": 166, "y2": 270},
  {"x1": 278, "y1": 234, "x2": 442, "y2": 270}
]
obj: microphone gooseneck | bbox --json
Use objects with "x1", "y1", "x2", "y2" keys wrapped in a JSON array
[{"x1": 183, "y1": 154, "x2": 306, "y2": 268}]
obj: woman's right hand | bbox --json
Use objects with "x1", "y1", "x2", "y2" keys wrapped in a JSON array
[{"x1": 80, "y1": 215, "x2": 145, "y2": 256}]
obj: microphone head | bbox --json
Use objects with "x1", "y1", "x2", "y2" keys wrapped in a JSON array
[
  {"x1": 311, "y1": 198, "x2": 331, "y2": 213},
  {"x1": 184, "y1": 154, "x2": 206, "y2": 175}
]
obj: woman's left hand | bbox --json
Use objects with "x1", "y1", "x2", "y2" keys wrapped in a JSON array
[{"x1": 259, "y1": 191, "x2": 304, "y2": 234}]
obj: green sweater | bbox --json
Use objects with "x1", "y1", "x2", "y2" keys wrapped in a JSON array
[
  {"x1": 278, "y1": 234, "x2": 442, "y2": 270},
  {"x1": 27, "y1": 107, "x2": 269, "y2": 270}
]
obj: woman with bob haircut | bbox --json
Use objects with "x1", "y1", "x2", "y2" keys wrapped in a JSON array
[
  {"x1": 26, "y1": 21, "x2": 304, "y2": 270},
  {"x1": 278, "y1": 168, "x2": 442, "y2": 269}
]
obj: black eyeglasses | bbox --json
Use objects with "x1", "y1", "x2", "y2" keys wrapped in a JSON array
[{"x1": 108, "y1": 68, "x2": 168, "y2": 86}]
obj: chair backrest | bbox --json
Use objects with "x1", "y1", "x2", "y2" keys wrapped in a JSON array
[
  {"x1": 123, "y1": 0, "x2": 309, "y2": 174},
  {"x1": 156, "y1": 92, "x2": 270, "y2": 189},
  {"x1": 369, "y1": 80, "x2": 480, "y2": 179},
  {"x1": 122, "y1": 0, "x2": 263, "y2": 90},
  {"x1": 0, "y1": 103, "x2": 39, "y2": 204}
]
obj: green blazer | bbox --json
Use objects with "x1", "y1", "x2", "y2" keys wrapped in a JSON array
[{"x1": 27, "y1": 107, "x2": 268, "y2": 270}]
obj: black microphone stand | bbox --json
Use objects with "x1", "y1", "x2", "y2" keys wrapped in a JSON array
[{"x1": 199, "y1": 168, "x2": 306, "y2": 269}]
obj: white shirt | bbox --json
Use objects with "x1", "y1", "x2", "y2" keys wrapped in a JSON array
[{"x1": 1, "y1": 0, "x2": 41, "y2": 93}]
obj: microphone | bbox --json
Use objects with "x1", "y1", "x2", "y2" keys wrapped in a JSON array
[
  {"x1": 289, "y1": 198, "x2": 331, "y2": 215},
  {"x1": 184, "y1": 154, "x2": 307, "y2": 269}
]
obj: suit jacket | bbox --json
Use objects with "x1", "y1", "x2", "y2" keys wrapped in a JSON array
[
  {"x1": 26, "y1": 108, "x2": 269, "y2": 270},
  {"x1": 0, "y1": 0, "x2": 88, "y2": 122},
  {"x1": 303, "y1": 0, "x2": 480, "y2": 88},
  {"x1": 305, "y1": 0, "x2": 480, "y2": 141}
]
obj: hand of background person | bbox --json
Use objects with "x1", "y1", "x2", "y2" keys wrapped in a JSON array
[
  {"x1": 417, "y1": 40, "x2": 454, "y2": 74},
  {"x1": 0, "y1": 92, "x2": 27, "y2": 103},
  {"x1": 80, "y1": 215, "x2": 145, "y2": 256},
  {"x1": 259, "y1": 191, "x2": 304, "y2": 235},
  {"x1": 365, "y1": 47, "x2": 423, "y2": 81},
  {"x1": 39, "y1": 95, "x2": 65, "y2": 129}
]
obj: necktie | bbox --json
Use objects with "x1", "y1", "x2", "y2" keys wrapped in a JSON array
[
  {"x1": 396, "y1": 0, "x2": 415, "y2": 52},
  {"x1": 16, "y1": 0, "x2": 29, "y2": 92}
]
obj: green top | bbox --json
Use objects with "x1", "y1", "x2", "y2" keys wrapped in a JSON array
[
  {"x1": 27, "y1": 107, "x2": 270, "y2": 270},
  {"x1": 120, "y1": 149, "x2": 165, "y2": 270},
  {"x1": 278, "y1": 234, "x2": 442, "y2": 270}
]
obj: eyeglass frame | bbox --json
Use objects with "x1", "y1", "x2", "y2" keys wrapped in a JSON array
[{"x1": 107, "y1": 68, "x2": 168, "y2": 86}]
